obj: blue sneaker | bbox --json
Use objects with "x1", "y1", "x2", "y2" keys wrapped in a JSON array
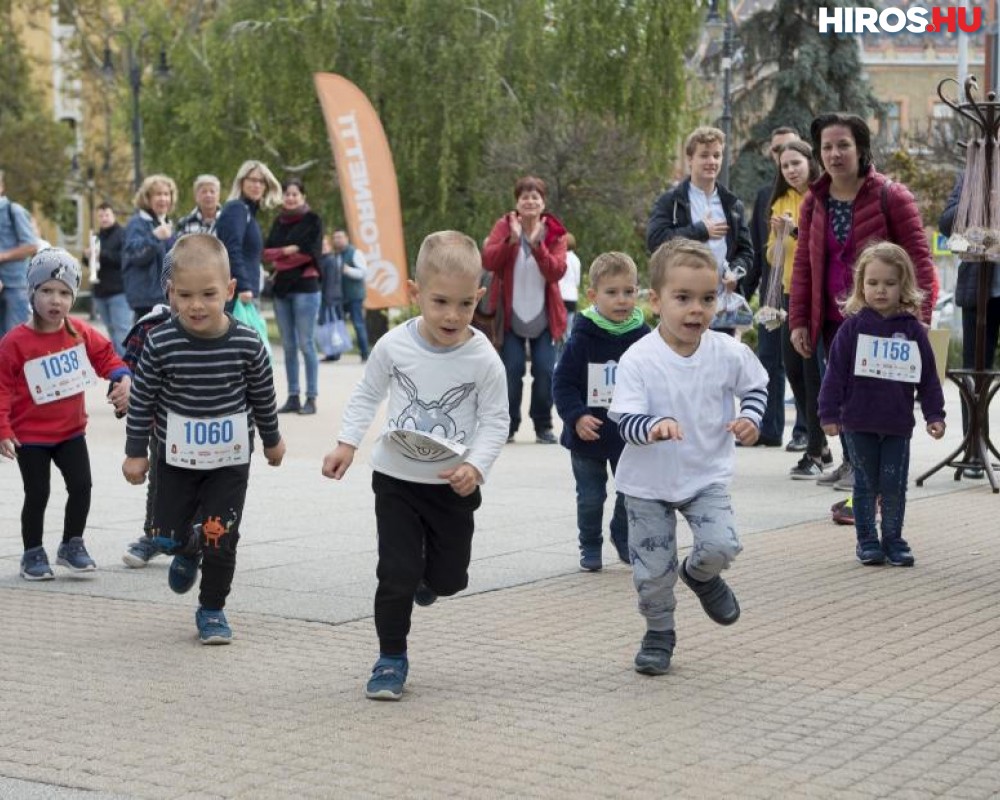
[
  {"x1": 579, "y1": 551, "x2": 602, "y2": 572},
  {"x1": 56, "y1": 537, "x2": 96, "y2": 572},
  {"x1": 20, "y1": 546, "x2": 54, "y2": 581},
  {"x1": 195, "y1": 608, "x2": 232, "y2": 645},
  {"x1": 365, "y1": 655, "x2": 408, "y2": 700},
  {"x1": 122, "y1": 536, "x2": 162, "y2": 568},
  {"x1": 168, "y1": 552, "x2": 201, "y2": 594},
  {"x1": 884, "y1": 539, "x2": 915, "y2": 567},
  {"x1": 856, "y1": 539, "x2": 886, "y2": 566},
  {"x1": 414, "y1": 580, "x2": 438, "y2": 607}
]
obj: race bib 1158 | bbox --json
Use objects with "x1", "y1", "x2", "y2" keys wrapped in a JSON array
[{"x1": 854, "y1": 333, "x2": 921, "y2": 384}]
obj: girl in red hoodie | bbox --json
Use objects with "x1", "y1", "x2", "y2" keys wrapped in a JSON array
[{"x1": 0, "y1": 249, "x2": 131, "y2": 580}]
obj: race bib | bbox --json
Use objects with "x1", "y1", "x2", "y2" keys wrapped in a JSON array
[
  {"x1": 165, "y1": 412, "x2": 250, "y2": 470},
  {"x1": 23, "y1": 344, "x2": 96, "y2": 404},
  {"x1": 587, "y1": 361, "x2": 618, "y2": 408},
  {"x1": 854, "y1": 333, "x2": 922, "y2": 384},
  {"x1": 387, "y1": 428, "x2": 468, "y2": 462}
]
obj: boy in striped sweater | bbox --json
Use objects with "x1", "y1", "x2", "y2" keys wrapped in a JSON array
[
  {"x1": 609, "y1": 239, "x2": 768, "y2": 676},
  {"x1": 123, "y1": 234, "x2": 285, "y2": 644}
]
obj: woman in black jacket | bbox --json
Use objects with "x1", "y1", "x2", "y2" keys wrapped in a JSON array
[{"x1": 263, "y1": 179, "x2": 324, "y2": 415}]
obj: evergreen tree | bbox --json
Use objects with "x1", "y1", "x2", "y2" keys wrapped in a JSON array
[{"x1": 728, "y1": 0, "x2": 881, "y2": 200}]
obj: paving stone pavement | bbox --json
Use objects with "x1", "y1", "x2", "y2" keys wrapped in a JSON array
[{"x1": 2, "y1": 486, "x2": 1000, "y2": 799}]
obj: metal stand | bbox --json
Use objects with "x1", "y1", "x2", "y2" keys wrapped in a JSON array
[{"x1": 916, "y1": 76, "x2": 1000, "y2": 492}]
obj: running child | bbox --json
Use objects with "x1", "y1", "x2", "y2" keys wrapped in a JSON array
[
  {"x1": 0, "y1": 249, "x2": 131, "y2": 579},
  {"x1": 122, "y1": 233, "x2": 285, "y2": 644},
  {"x1": 322, "y1": 230, "x2": 509, "y2": 701},
  {"x1": 553, "y1": 251, "x2": 649, "y2": 571},
  {"x1": 609, "y1": 239, "x2": 767, "y2": 675},
  {"x1": 818, "y1": 241, "x2": 945, "y2": 567}
]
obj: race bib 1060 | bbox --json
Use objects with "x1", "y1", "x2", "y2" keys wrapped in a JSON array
[
  {"x1": 165, "y1": 411, "x2": 250, "y2": 470},
  {"x1": 23, "y1": 344, "x2": 96, "y2": 404},
  {"x1": 854, "y1": 333, "x2": 921, "y2": 384}
]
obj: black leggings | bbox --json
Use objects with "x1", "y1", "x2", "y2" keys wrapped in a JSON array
[
  {"x1": 782, "y1": 297, "x2": 826, "y2": 458},
  {"x1": 17, "y1": 436, "x2": 92, "y2": 550}
]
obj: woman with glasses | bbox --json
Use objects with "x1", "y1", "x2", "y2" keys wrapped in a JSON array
[{"x1": 215, "y1": 161, "x2": 282, "y2": 308}]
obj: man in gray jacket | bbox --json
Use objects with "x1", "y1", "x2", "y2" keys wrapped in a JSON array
[{"x1": 0, "y1": 169, "x2": 41, "y2": 335}]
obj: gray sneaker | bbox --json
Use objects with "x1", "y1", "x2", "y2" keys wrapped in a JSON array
[
  {"x1": 56, "y1": 537, "x2": 96, "y2": 572},
  {"x1": 122, "y1": 536, "x2": 163, "y2": 568},
  {"x1": 20, "y1": 546, "x2": 54, "y2": 581},
  {"x1": 833, "y1": 463, "x2": 855, "y2": 491},
  {"x1": 817, "y1": 460, "x2": 851, "y2": 488}
]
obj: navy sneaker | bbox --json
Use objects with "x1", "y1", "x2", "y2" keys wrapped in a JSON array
[
  {"x1": 678, "y1": 557, "x2": 740, "y2": 625},
  {"x1": 20, "y1": 546, "x2": 54, "y2": 581},
  {"x1": 634, "y1": 630, "x2": 676, "y2": 675},
  {"x1": 122, "y1": 536, "x2": 162, "y2": 568},
  {"x1": 169, "y1": 552, "x2": 201, "y2": 594},
  {"x1": 856, "y1": 539, "x2": 886, "y2": 566},
  {"x1": 56, "y1": 537, "x2": 96, "y2": 572},
  {"x1": 535, "y1": 429, "x2": 557, "y2": 445},
  {"x1": 414, "y1": 579, "x2": 438, "y2": 607},
  {"x1": 612, "y1": 539, "x2": 630, "y2": 565},
  {"x1": 579, "y1": 551, "x2": 602, "y2": 572},
  {"x1": 884, "y1": 540, "x2": 915, "y2": 567},
  {"x1": 365, "y1": 654, "x2": 408, "y2": 700},
  {"x1": 195, "y1": 608, "x2": 232, "y2": 645}
]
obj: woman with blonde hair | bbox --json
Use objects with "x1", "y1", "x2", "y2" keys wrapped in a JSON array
[
  {"x1": 123, "y1": 174, "x2": 177, "y2": 318},
  {"x1": 215, "y1": 160, "x2": 282, "y2": 306}
]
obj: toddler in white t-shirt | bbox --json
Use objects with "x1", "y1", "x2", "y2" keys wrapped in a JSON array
[{"x1": 609, "y1": 239, "x2": 768, "y2": 676}]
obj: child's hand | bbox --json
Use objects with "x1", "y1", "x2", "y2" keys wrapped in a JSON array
[
  {"x1": 727, "y1": 417, "x2": 760, "y2": 446},
  {"x1": 439, "y1": 462, "x2": 482, "y2": 497},
  {"x1": 322, "y1": 442, "x2": 356, "y2": 480},
  {"x1": 264, "y1": 438, "x2": 286, "y2": 466},
  {"x1": 575, "y1": 414, "x2": 602, "y2": 441},
  {"x1": 0, "y1": 436, "x2": 19, "y2": 460},
  {"x1": 650, "y1": 418, "x2": 682, "y2": 441},
  {"x1": 123, "y1": 456, "x2": 149, "y2": 485},
  {"x1": 822, "y1": 423, "x2": 840, "y2": 436},
  {"x1": 927, "y1": 421, "x2": 946, "y2": 439},
  {"x1": 108, "y1": 376, "x2": 131, "y2": 414}
]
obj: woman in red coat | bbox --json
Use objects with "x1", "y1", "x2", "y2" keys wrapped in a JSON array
[
  {"x1": 483, "y1": 176, "x2": 568, "y2": 444},
  {"x1": 789, "y1": 113, "x2": 939, "y2": 490}
]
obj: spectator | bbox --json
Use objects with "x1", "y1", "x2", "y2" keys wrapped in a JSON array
[
  {"x1": 558, "y1": 233, "x2": 582, "y2": 337},
  {"x1": 333, "y1": 229, "x2": 370, "y2": 361},
  {"x1": 483, "y1": 175, "x2": 568, "y2": 444},
  {"x1": 176, "y1": 174, "x2": 222, "y2": 235},
  {"x1": 123, "y1": 174, "x2": 177, "y2": 319},
  {"x1": 215, "y1": 160, "x2": 282, "y2": 309},
  {"x1": 0, "y1": 169, "x2": 41, "y2": 336},
  {"x1": 318, "y1": 234, "x2": 344, "y2": 362},
  {"x1": 84, "y1": 202, "x2": 130, "y2": 356}
]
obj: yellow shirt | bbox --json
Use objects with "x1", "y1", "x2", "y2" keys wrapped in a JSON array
[{"x1": 766, "y1": 188, "x2": 804, "y2": 294}]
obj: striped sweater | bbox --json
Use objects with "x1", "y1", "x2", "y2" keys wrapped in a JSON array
[{"x1": 125, "y1": 316, "x2": 280, "y2": 458}]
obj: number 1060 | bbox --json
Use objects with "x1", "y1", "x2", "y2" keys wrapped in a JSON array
[{"x1": 183, "y1": 420, "x2": 234, "y2": 445}]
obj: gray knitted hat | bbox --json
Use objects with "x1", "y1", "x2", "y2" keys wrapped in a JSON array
[{"x1": 27, "y1": 248, "x2": 81, "y2": 302}]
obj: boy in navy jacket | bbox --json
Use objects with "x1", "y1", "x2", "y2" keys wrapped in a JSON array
[{"x1": 553, "y1": 252, "x2": 649, "y2": 571}]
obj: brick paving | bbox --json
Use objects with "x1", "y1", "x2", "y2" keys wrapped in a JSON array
[{"x1": 2, "y1": 487, "x2": 999, "y2": 798}]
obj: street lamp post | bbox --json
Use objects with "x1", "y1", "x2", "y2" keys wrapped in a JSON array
[
  {"x1": 101, "y1": 32, "x2": 169, "y2": 191},
  {"x1": 707, "y1": 0, "x2": 734, "y2": 187}
]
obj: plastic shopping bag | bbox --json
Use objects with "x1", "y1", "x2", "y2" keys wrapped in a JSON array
[
  {"x1": 232, "y1": 299, "x2": 273, "y2": 362},
  {"x1": 316, "y1": 305, "x2": 353, "y2": 358}
]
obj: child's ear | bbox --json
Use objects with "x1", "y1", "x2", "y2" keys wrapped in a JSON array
[
  {"x1": 475, "y1": 286, "x2": 487, "y2": 302},
  {"x1": 226, "y1": 278, "x2": 236, "y2": 300},
  {"x1": 407, "y1": 279, "x2": 420, "y2": 303},
  {"x1": 586, "y1": 286, "x2": 598, "y2": 303}
]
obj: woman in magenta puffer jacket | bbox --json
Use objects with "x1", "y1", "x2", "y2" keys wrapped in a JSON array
[{"x1": 789, "y1": 112, "x2": 939, "y2": 488}]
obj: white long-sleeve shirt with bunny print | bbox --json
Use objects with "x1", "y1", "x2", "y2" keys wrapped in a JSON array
[{"x1": 338, "y1": 318, "x2": 510, "y2": 484}]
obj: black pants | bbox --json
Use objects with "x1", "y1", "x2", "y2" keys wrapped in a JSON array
[
  {"x1": 17, "y1": 436, "x2": 92, "y2": 550},
  {"x1": 153, "y1": 459, "x2": 250, "y2": 610},
  {"x1": 372, "y1": 471, "x2": 481, "y2": 655},
  {"x1": 782, "y1": 298, "x2": 826, "y2": 458}
]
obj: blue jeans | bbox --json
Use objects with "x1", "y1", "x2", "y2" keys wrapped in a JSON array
[
  {"x1": 756, "y1": 321, "x2": 786, "y2": 443},
  {"x1": 500, "y1": 328, "x2": 556, "y2": 435},
  {"x1": 93, "y1": 293, "x2": 133, "y2": 356},
  {"x1": 843, "y1": 431, "x2": 910, "y2": 544},
  {"x1": 571, "y1": 451, "x2": 627, "y2": 557},
  {"x1": 0, "y1": 285, "x2": 30, "y2": 336},
  {"x1": 273, "y1": 291, "x2": 321, "y2": 398},
  {"x1": 342, "y1": 298, "x2": 370, "y2": 359}
]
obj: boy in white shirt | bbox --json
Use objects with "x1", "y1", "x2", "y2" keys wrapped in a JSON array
[
  {"x1": 322, "y1": 231, "x2": 509, "y2": 701},
  {"x1": 610, "y1": 239, "x2": 767, "y2": 675}
]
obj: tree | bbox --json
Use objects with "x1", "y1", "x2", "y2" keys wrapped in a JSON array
[
  {"x1": 726, "y1": 0, "x2": 881, "y2": 201},
  {"x1": 0, "y1": 1, "x2": 72, "y2": 216}
]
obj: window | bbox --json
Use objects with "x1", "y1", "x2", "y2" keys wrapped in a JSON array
[{"x1": 879, "y1": 101, "x2": 902, "y2": 144}]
